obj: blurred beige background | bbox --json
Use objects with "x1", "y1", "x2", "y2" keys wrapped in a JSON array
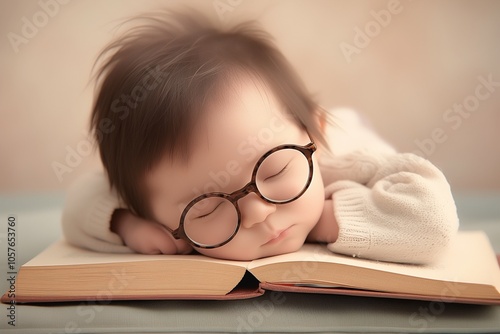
[{"x1": 1, "y1": 0, "x2": 499, "y2": 194}]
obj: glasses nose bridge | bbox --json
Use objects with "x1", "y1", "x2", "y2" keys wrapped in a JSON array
[{"x1": 231, "y1": 181, "x2": 260, "y2": 203}]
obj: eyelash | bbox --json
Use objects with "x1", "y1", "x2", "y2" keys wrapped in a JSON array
[
  {"x1": 197, "y1": 201, "x2": 223, "y2": 219},
  {"x1": 265, "y1": 162, "x2": 290, "y2": 181}
]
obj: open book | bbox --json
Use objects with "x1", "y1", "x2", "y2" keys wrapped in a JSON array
[{"x1": 2, "y1": 231, "x2": 500, "y2": 305}]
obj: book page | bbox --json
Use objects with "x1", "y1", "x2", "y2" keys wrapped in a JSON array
[
  {"x1": 249, "y1": 231, "x2": 500, "y2": 289},
  {"x1": 24, "y1": 240, "x2": 249, "y2": 268}
]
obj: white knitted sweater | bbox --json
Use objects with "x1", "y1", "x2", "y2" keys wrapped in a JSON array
[{"x1": 61, "y1": 109, "x2": 459, "y2": 264}]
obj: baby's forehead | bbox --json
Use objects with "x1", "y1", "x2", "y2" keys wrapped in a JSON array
[{"x1": 192, "y1": 77, "x2": 298, "y2": 150}]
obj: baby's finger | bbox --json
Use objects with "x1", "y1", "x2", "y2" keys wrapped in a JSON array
[{"x1": 173, "y1": 239, "x2": 193, "y2": 254}]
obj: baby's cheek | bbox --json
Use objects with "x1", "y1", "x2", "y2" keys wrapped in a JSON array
[{"x1": 299, "y1": 167, "x2": 325, "y2": 224}]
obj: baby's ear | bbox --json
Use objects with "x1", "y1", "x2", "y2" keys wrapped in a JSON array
[
  {"x1": 311, "y1": 106, "x2": 328, "y2": 135},
  {"x1": 317, "y1": 107, "x2": 327, "y2": 135},
  {"x1": 312, "y1": 106, "x2": 330, "y2": 154}
]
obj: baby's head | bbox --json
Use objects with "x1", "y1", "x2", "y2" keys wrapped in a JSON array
[{"x1": 91, "y1": 11, "x2": 327, "y2": 260}]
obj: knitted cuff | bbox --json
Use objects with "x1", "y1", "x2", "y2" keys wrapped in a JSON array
[
  {"x1": 83, "y1": 190, "x2": 125, "y2": 246},
  {"x1": 326, "y1": 183, "x2": 372, "y2": 258}
]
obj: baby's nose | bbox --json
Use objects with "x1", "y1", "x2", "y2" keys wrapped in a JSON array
[{"x1": 239, "y1": 193, "x2": 276, "y2": 229}]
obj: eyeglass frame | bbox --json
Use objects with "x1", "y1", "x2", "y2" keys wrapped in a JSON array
[{"x1": 160, "y1": 137, "x2": 317, "y2": 249}]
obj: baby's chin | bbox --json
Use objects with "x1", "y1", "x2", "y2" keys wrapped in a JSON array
[{"x1": 257, "y1": 240, "x2": 305, "y2": 259}]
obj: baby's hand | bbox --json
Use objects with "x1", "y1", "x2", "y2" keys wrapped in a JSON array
[{"x1": 111, "y1": 209, "x2": 192, "y2": 255}]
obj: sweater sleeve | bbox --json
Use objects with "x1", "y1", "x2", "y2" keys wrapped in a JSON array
[
  {"x1": 322, "y1": 151, "x2": 459, "y2": 264},
  {"x1": 61, "y1": 171, "x2": 133, "y2": 253},
  {"x1": 319, "y1": 109, "x2": 459, "y2": 264}
]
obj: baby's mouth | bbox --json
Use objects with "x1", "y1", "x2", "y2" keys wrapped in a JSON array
[{"x1": 262, "y1": 226, "x2": 293, "y2": 245}]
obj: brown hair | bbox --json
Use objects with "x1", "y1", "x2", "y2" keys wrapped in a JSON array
[{"x1": 91, "y1": 10, "x2": 326, "y2": 219}]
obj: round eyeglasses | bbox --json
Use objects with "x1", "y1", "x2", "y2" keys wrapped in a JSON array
[{"x1": 162, "y1": 141, "x2": 316, "y2": 249}]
